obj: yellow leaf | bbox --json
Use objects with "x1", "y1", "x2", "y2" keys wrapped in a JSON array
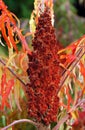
[
  {"x1": 71, "y1": 111, "x2": 79, "y2": 120},
  {"x1": 14, "y1": 79, "x2": 22, "y2": 111}
]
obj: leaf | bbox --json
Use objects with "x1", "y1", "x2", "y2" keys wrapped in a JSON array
[
  {"x1": 1, "y1": 73, "x2": 6, "y2": 95},
  {"x1": 14, "y1": 26, "x2": 31, "y2": 54},
  {"x1": 0, "y1": 73, "x2": 14, "y2": 110},
  {"x1": 19, "y1": 52, "x2": 28, "y2": 72},
  {"x1": 14, "y1": 80, "x2": 22, "y2": 111},
  {"x1": 1, "y1": 21, "x2": 11, "y2": 48},
  {"x1": 79, "y1": 61, "x2": 85, "y2": 78},
  {"x1": 6, "y1": 21, "x2": 18, "y2": 52},
  {"x1": 0, "y1": 0, "x2": 32, "y2": 54},
  {"x1": 66, "y1": 86, "x2": 73, "y2": 111},
  {"x1": 71, "y1": 111, "x2": 79, "y2": 120},
  {"x1": 58, "y1": 41, "x2": 78, "y2": 54}
]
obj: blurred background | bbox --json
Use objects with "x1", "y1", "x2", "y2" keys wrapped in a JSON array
[
  {"x1": 4, "y1": 0, "x2": 34, "y2": 19},
  {"x1": 4, "y1": 0, "x2": 85, "y2": 47}
]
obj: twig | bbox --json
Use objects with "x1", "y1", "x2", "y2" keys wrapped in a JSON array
[
  {"x1": 69, "y1": 99, "x2": 85, "y2": 113},
  {"x1": 52, "y1": 114, "x2": 69, "y2": 130},
  {"x1": 1, "y1": 119, "x2": 39, "y2": 130},
  {"x1": 58, "y1": 47, "x2": 85, "y2": 93},
  {"x1": 61, "y1": 47, "x2": 82, "y2": 76},
  {"x1": 0, "y1": 58, "x2": 27, "y2": 87}
]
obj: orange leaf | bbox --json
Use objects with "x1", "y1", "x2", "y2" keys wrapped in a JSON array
[
  {"x1": 6, "y1": 21, "x2": 18, "y2": 52},
  {"x1": 66, "y1": 86, "x2": 73, "y2": 111},
  {"x1": 1, "y1": 22, "x2": 11, "y2": 48},
  {"x1": 80, "y1": 61, "x2": 85, "y2": 78}
]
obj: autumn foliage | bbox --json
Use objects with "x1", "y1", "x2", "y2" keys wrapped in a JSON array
[
  {"x1": 0, "y1": 0, "x2": 85, "y2": 130},
  {"x1": 0, "y1": 0, "x2": 31, "y2": 53}
]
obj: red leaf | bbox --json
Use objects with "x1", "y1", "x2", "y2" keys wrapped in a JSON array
[
  {"x1": 0, "y1": 73, "x2": 14, "y2": 110},
  {"x1": 1, "y1": 73, "x2": 6, "y2": 95},
  {"x1": 80, "y1": 61, "x2": 85, "y2": 78},
  {"x1": 66, "y1": 86, "x2": 73, "y2": 111}
]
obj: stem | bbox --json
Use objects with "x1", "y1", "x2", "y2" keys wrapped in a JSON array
[
  {"x1": 61, "y1": 47, "x2": 82, "y2": 76},
  {"x1": 52, "y1": 114, "x2": 69, "y2": 130},
  {"x1": 58, "y1": 47, "x2": 85, "y2": 93},
  {"x1": 68, "y1": 99, "x2": 85, "y2": 113},
  {"x1": 1, "y1": 119, "x2": 39, "y2": 130},
  {"x1": 1, "y1": 120, "x2": 51, "y2": 130},
  {"x1": 0, "y1": 58, "x2": 27, "y2": 87}
]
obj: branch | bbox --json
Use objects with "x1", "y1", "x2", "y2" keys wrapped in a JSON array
[
  {"x1": 58, "y1": 47, "x2": 85, "y2": 93},
  {"x1": 0, "y1": 58, "x2": 27, "y2": 87},
  {"x1": 69, "y1": 98, "x2": 85, "y2": 113},
  {"x1": 52, "y1": 114, "x2": 69, "y2": 130},
  {"x1": 1, "y1": 119, "x2": 39, "y2": 130},
  {"x1": 61, "y1": 47, "x2": 82, "y2": 76}
]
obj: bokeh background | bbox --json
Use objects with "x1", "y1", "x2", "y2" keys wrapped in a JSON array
[{"x1": 4, "y1": 0, "x2": 34, "y2": 19}]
